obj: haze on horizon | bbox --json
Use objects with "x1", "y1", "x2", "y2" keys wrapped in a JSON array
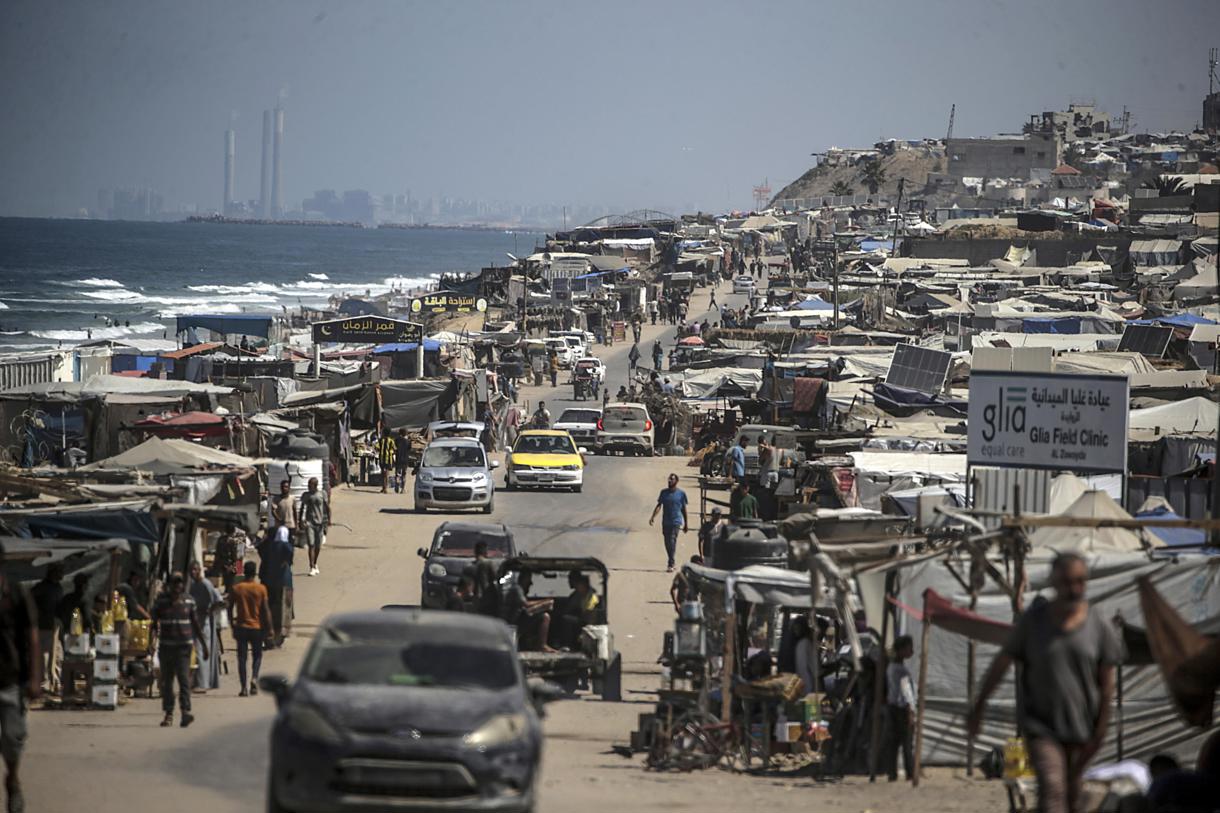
[{"x1": 1, "y1": 0, "x2": 1217, "y2": 219}]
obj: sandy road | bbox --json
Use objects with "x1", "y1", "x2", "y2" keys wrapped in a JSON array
[{"x1": 23, "y1": 278, "x2": 1006, "y2": 812}]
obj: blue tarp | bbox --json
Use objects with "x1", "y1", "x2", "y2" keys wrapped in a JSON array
[
  {"x1": 1130, "y1": 314, "x2": 1218, "y2": 328},
  {"x1": 373, "y1": 338, "x2": 443, "y2": 353},
  {"x1": 574, "y1": 269, "x2": 619, "y2": 279},
  {"x1": 1023, "y1": 316, "x2": 1082, "y2": 334},
  {"x1": 858, "y1": 239, "x2": 895, "y2": 252},
  {"x1": 175, "y1": 314, "x2": 274, "y2": 338},
  {"x1": 1135, "y1": 504, "x2": 1208, "y2": 548},
  {"x1": 794, "y1": 297, "x2": 835, "y2": 311}
]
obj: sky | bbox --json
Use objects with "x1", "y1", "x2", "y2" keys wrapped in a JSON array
[{"x1": 1, "y1": 0, "x2": 1218, "y2": 218}]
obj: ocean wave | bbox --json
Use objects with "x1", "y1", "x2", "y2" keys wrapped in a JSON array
[
  {"x1": 30, "y1": 321, "x2": 164, "y2": 342},
  {"x1": 187, "y1": 282, "x2": 281, "y2": 295},
  {"x1": 308, "y1": 273, "x2": 329, "y2": 280},
  {"x1": 81, "y1": 288, "x2": 144, "y2": 302},
  {"x1": 0, "y1": 302, "x2": 8, "y2": 310},
  {"x1": 85, "y1": 287, "x2": 277, "y2": 307},
  {"x1": 156, "y1": 304, "x2": 243, "y2": 318},
  {"x1": 62, "y1": 277, "x2": 125, "y2": 288}
]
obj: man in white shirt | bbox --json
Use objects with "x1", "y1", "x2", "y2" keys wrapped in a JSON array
[{"x1": 884, "y1": 635, "x2": 917, "y2": 781}]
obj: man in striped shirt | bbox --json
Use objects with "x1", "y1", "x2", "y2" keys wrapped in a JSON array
[
  {"x1": 151, "y1": 573, "x2": 207, "y2": 728},
  {"x1": 375, "y1": 428, "x2": 397, "y2": 494}
]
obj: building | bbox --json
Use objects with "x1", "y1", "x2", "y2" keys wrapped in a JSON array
[
  {"x1": 260, "y1": 110, "x2": 272, "y2": 218},
  {"x1": 1026, "y1": 103, "x2": 1110, "y2": 142},
  {"x1": 944, "y1": 132, "x2": 1060, "y2": 180},
  {"x1": 223, "y1": 129, "x2": 236, "y2": 214},
  {"x1": 1205, "y1": 92, "x2": 1220, "y2": 134},
  {"x1": 271, "y1": 107, "x2": 285, "y2": 218}
]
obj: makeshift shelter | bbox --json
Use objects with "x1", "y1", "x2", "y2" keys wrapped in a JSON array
[
  {"x1": 1129, "y1": 397, "x2": 1219, "y2": 439},
  {"x1": 1028, "y1": 490, "x2": 1156, "y2": 553},
  {"x1": 82, "y1": 436, "x2": 260, "y2": 477},
  {"x1": 132, "y1": 411, "x2": 229, "y2": 441}
]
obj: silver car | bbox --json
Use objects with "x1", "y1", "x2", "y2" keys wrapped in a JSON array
[
  {"x1": 595, "y1": 402, "x2": 654, "y2": 456},
  {"x1": 414, "y1": 438, "x2": 499, "y2": 513}
]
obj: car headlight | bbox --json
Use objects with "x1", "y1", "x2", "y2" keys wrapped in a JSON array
[
  {"x1": 560, "y1": 464, "x2": 581, "y2": 471},
  {"x1": 418, "y1": 471, "x2": 433, "y2": 483},
  {"x1": 427, "y1": 563, "x2": 448, "y2": 578},
  {"x1": 464, "y1": 713, "x2": 529, "y2": 749},
  {"x1": 471, "y1": 472, "x2": 487, "y2": 482},
  {"x1": 285, "y1": 703, "x2": 344, "y2": 745}
]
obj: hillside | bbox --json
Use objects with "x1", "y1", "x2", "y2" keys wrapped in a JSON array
[{"x1": 771, "y1": 146, "x2": 944, "y2": 205}]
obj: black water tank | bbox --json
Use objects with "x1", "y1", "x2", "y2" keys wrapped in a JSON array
[
  {"x1": 707, "y1": 519, "x2": 788, "y2": 571},
  {"x1": 268, "y1": 428, "x2": 330, "y2": 461}
]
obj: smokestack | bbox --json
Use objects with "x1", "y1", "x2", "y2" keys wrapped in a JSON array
[
  {"x1": 260, "y1": 110, "x2": 272, "y2": 218},
  {"x1": 223, "y1": 129, "x2": 236, "y2": 214},
  {"x1": 271, "y1": 107, "x2": 284, "y2": 218}
]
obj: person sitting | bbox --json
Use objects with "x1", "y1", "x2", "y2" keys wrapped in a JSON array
[{"x1": 501, "y1": 571, "x2": 554, "y2": 652}]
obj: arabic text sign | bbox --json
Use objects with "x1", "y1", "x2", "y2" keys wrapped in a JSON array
[
  {"x1": 967, "y1": 371, "x2": 1129, "y2": 473},
  {"x1": 410, "y1": 294, "x2": 487, "y2": 314},
  {"x1": 312, "y1": 316, "x2": 422, "y2": 345}
]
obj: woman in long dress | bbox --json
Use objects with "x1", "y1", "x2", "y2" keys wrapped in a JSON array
[{"x1": 188, "y1": 560, "x2": 223, "y2": 691}]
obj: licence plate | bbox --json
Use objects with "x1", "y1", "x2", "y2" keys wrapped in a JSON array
[{"x1": 538, "y1": 473, "x2": 554, "y2": 482}]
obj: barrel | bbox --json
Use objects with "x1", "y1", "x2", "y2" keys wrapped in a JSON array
[
  {"x1": 268, "y1": 427, "x2": 330, "y2": 462},
  {"x1": 707, "y1": 519, "x2": 788, "y2": 571}
]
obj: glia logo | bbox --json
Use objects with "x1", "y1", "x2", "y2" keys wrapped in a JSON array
[{"x1": 981, "y1": 386, "x2": 1026, "y2": 441}]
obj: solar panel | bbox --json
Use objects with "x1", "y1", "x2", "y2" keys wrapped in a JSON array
[
  {"x1": 885, "y1": 343, "x2": 953, "y2": 394},
  {"x1": 1117, "y1": 324, "x2": 1173, "y2": 358}
]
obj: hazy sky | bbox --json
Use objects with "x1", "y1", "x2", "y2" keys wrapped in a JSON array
[{"x1": 1, "y1": 0, "x2": 1217, "y2": 217}]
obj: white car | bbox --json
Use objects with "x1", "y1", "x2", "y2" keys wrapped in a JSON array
[
  {"x1": 733, "y1": 275, "x2": 756, "y2": 295},
  {"x1": 553, "y1": 407, "x2": 601, "y2": 447},
  {"x1": 543, "y1": 337, "x2": 575, "y2": 368},
  {"x1": 572, "y1": 356, "x2": 606, "y2": 387}
]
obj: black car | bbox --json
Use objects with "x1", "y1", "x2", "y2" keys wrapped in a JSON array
[
  {"x1": 419, "y1": 522, "x2": 515, "y2": 610},
  {"x1": 262, "y1": 609, "x2": 552, "y2": 813}
]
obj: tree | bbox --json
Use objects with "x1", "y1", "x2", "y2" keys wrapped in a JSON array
[
  {"x1": 1142, "y1": 176, "x2": 1187, "y2": 197},
  {"x1": 858, "y1": 160, "x2": 888, "y2": 195},
  {"x1": 829, "y1": 180, "x2": 854, "y2": 197}
]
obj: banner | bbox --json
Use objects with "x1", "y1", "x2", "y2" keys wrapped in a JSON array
[
  {"x1": 967, "y1": 371, "x2": 1128, "y2": 473},
  {"x1": 312, "y1": 316, "x2": 423, "y2": 344},
  {"x1": 410, "y1": 293, "x2": 488, "y2": 314}
]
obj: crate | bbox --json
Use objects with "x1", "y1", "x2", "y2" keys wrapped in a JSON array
[
  {"x1": 64, "y1": 634, "x2": 91, "y2": 656},
  {"x1": 91, "y1": 684, "x2": 118, "y2": 709},
  {"x1": 93, "y1": 658, "x2": 119, "y2": 682},
  {"x1": 94, "y1": 634, "x2": 121, "y2": 657}
]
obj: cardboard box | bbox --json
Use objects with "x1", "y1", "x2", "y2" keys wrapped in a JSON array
[
  {"x1": 94, "y1": 634, "x2": 121, "y2": 657},
  {"x1": 64, "y1": 634, "x2": 91, "y2": 656},
  {"x1": 93, "y1": 658, "x2": 119, "y2": 682},
  {"x1": 91, "y1": 684, "x2": 118, "y2": 709}
]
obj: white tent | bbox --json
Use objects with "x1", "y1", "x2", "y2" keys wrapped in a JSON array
[
  {"x1": 677, "y1": 367, "x2": 763, "y2": 400},
  {"x1": 1029, "y1": 490, "x2": 1156, "y2": 553},
  {"x1": 1129, "y1": 397, "x2": 1219, "y2": 439}
]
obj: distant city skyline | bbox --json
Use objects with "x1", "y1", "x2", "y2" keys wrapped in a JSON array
[{"x1": 2, "y1": 0, "x2": 1217, "y2": 220}]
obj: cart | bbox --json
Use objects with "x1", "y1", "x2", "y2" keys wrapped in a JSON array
[{"x1": 573, "y1": 371, "x2": 595, "y2": 401}]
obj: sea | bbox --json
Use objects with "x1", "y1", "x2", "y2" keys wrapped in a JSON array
[{"x1": 0, "y1": 217, "x2": 538, "y2": 351}]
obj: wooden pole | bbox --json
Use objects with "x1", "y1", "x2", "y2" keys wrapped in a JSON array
[
  {"x1": 868, "y1": 572, "x2": 893, "y2": 782},
  {"x1": 720, "y1": 606, "x2": 735, "y2": 722},
  {"x1": 912, "y1": 592, "x2": 931, "y2": 787}
]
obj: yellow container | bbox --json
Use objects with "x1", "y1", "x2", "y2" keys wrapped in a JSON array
[
  {"x1": 1003, "y1": 737, "x2": 1034, "y2": 779},
  {"x1": 127, "y1": 620, "x2": 151, "y2": 651}
]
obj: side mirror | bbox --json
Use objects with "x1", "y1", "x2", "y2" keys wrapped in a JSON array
[
  {"x1": 489, "y1": 460, "x2": 501, "y2": 470},
  {"x1": 527, "y1": 677, "x2": 563, "y2": 715},
  {"x1": 258, "y1": 674, "x2": 291, "y2": 706},
  {"x1": 412, "y1": 466, "x2": 420, "y2": 476},
  {"x1": 417, "y1": 547, "x2": 429, "y2": 558},
  {"x1": 577, "y1": 447, "x2": 589, "y2": 455}
]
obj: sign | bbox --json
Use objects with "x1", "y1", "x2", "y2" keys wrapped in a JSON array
[
  {"x1": 548, "y1": 256, "x2": 589, "y2": 280},
  {"x1": 410, "y1": 293, "x2": 488, "y2": 315},
  {"x1": 312, "y1": 316, "x2": 423, "y2": 345},
  {"x1": 967, "y1": 371, "x2": 1129, "y2": 474},
  {"x1": 612, "y1": 321, "x2": 627, "y2": 343},
  {"x1": 552, "y1": 277, "x2": 571, "y2": 301}
]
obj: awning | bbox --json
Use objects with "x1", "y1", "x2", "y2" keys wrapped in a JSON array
[
  {"x1": 175, "y1": 314, "x2": 274, "y2": 338},
  {"x1": 889, "y1": 589, "x2": 1012, "y2": 647}
]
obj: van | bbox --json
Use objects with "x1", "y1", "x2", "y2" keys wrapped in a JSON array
[{"x1": 596, "y1": 403, "x2": 654, "y2": 456}]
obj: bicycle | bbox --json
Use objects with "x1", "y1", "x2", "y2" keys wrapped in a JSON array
[{"x1": 647, "y1": 707, "x2": 745, "y2": 772}]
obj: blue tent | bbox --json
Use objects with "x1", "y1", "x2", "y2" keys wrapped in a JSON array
[
  {"x1": 1023, "y1": 316, "x2": 1081, "y2": 334},
  {"x1": 1130, "y1": 314, "x2": 1217, "y2": 329},
  {"x1": 1135, "y1": 504, "x2": 1207, "y2": 548},
  {"x1": 794, "y1": 297, "x2": 835, "y2": 311},
  {"x1": 175, "y1": 313, "x2": 274, "y2": 338},
  {"x1": 373, "y1": 338, "x2": 443, "y2": 353}
]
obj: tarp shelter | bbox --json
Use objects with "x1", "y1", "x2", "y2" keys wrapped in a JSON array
[
  {"x1": 81, "y1": 436, "x2": 261, "y2": 477},
  {"x1": 1135, "y1": 499, "x2": 1209, "y2": 549},
  {"x1": 1029, "y1": 490, "x2": 1155, "y2": 553},
  {"x1": 175, "y1": 314, "x2": 274, "y2": 338},
  {"x1": 0, "y1": 500, "x2": 162, "y2": 550},
  {"x1": 897, "y1": 551, "x2": 1220, "y2": 766},
  {"x1": 352, "y1": 379, "x2": 461, "y2": 432},
  {"x1": 678, "y1": 368, "x2": 763, "y2": 400},
  {"x1": 133, "y1": 411, "x2": 228, "y2": 440},
  {"x1": 1129, "y1": 397, "x2": 1219, "y2": 439},
  {"x1": 684, "y1": 562, "x2": 826, "y2": 608},
  {"x1": 0, "y1": 536, "x2": 129, "y2": 567}
]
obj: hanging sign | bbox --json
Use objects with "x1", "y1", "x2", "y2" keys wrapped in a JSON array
[
  {"x1": 411, "y1": 293, "x2": 487, "y2": 314},
  {"x1": 312, "y1": 316, "x2": 422, "y2": 344}
]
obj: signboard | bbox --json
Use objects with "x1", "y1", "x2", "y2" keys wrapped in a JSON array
[
  {"x1": 551, "y1": 277, "x2": 570, "y2": 302},
  {"x1": 612, "y1": 321, "x2": 627, "y2": 343},
  {"x1": 967, "y1": 371, "x2": 1129, "y2": 474},
  {"x1": 548, "y1": 256, "x2": 589, "y2": 280},
  {"x1": 410, "y1": 293, "x2": 488, "y2": 315},
  {"x1": 312, "y1": 316, "x2": 422, "y2": 345}
]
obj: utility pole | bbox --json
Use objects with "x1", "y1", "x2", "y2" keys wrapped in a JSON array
[
  {"x1": 832, "y1": 234, "x2": 840, "y2": 329},
  {"x1": 1213, "y1": 181, "x2": 1220, "y2": 547},
  {"x1": 945, "y1": 103, "x2": 955, "y2": 142}
]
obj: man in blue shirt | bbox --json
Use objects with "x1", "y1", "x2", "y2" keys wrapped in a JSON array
[
  {"x1": 726, "y1": 436, "x2": 747, "y2": 484},
  {"x1": 257, "y1": 525, "x2": 294, "y2": 648},
  {"x1": 649, "y1": 473, "x2": 688, "y2": 572}
]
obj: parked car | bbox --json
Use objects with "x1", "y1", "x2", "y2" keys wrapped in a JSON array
[
  {"x1": 261, "y1": 609, "x2": 553, "y2": 813},
  {"x1": 732, "y1": 275, "x2": 756, "y2": 295},
  {"x1": 504, "y1": 430, "x2": 586, "y2": 492},
  {"x1": 418, "y1": 521, "x2": 515, "y2": 609},
  {"x1": 595, "y1": 402, "x2": 654, "y2": 456},
  {"x1": 414, "y1": 438, "x2": 498, "y2": 513},
  {"x1": 542, "y1": 337, "x2": 574, "y2": 368},
  {"x1": 497, "y1": 556, "x2": 621, "y2": 701},
  {"x1": 553, "y1": 407, "x2": 601, "y2": 448}
]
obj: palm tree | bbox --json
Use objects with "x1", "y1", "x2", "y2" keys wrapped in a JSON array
[
  {"x1": 858, "y1": 160, "x2": 888, "y2": 195},
  {"x1": 1142, "y1": 176, "x2": 1187, "y2": 197},
  {"x1": 829, "y1": 180, "x2": 854, "y2": 197}
]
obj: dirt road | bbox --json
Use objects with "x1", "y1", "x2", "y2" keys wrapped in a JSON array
[{"x1": 24, "y1": 279, "x2": 1006, "y2": 812}]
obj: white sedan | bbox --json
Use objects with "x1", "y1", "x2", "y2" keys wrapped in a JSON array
[{"x1": 732, "y1": 275, "x2": 756, "y2": 294}]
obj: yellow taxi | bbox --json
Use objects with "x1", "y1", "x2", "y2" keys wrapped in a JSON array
[{"x1": 504, "y1": 429, "x2": 586, "y2": 492}]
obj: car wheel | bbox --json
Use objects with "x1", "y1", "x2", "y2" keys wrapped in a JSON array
[
  {"x1": 572, "y1": 484, "x2": 582, "y2": 493},
  {"x1": 503, "y1": 478, "x2": 515, "y2": 491},
  {"x1": 601, "y1": 652, "x2": 623, "y2": 702},
  {"x1": 266, "y1": 768, "x2": 292, "y2": 813},
  {"x1": 482, "y1": 496, "x2": 494, "y2": 514},
  {"x1": 413, "y1": 503, "x2": 425, "y2": 514}
]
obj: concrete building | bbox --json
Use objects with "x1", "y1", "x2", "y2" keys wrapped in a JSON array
[
  {"x1": 223, "y1": 129, "x2": 236, "y2": 214},
  {"x1": 260, "y1": 110, "x2": 272, "y2": 218},
  {"x1": 1026, "y1": 103, "x2": 1110, "y2": 143},
  {"x1": 945, "y1": 132, "x2": 1060, "y2": 180},
  {"x1": 1205, "y1": 92, "x2": 1220, "y2": 134},
  {"x1": 271, "y1": 107, "x2": 284, "y2": 218}
]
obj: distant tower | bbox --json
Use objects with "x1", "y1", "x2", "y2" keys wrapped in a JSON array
[
  {"x1": 260, "y1": 110, "x2": 272, "y2": 218},
  {"x1": 223, "y1": 129, "x2": 236, "y2": 214},
  {"x1": 271, "y1": 107, "x2": 285, "y2": 218}
]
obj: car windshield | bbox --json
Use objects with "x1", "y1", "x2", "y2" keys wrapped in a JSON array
[
  {"x1": 304, "y1": 634, "x2": 517, "y2": 690},
  {"x1": 604, "y1": 407, "x2": 647, "y2": 423},
  {"x1": 421, "y1": 445, "x2": 485, "y2": 468},
  {"x1": 434, "y1": 530, "x2": 510, "y2": 557},
  {"x1": 558, "y1": 410, "x2": 600, "y2": 424},
  {"x1": 515, "y1": 435, "x2": 576, "y2": 454}
]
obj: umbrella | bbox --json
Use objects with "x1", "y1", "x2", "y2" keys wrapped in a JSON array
[{"x1": 678, "y1": 336, "x2": 705, "y2": 346}]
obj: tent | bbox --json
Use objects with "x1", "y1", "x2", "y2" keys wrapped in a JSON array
[
  {"x1": 1129, "y1": 397, "x2": 1219, "y2": 438},
  {"x1": 1134, "y1": 498, "x2": 1209, "y2": 549},
  {"x1": 175, "y1": 313, "x2": 275, "y2": 338},
  {"x1": 1029, "y1": 490, "x2": 1155, "y2": 553},
  {"x1": 82, "y1": 436, "x2": 261, "y2": 476},
  {"x1": 677, "y1": 368, "x2": 763, "y2": 400},
  {"x1": 132, "y1": 411, "x2": 228, "y2": 440},
  {"x1": 794, "y1": 296, "x2": 835, "y2": 312}
]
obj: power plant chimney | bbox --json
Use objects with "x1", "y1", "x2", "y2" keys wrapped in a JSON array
[
  {"x1": 271, "y1": 107, "x2": 285, "y2": 218},
  {"x1": 223, "y1": 129, "x2": 236, "y2": 214},
  {"x1": 260, "y1": 110, "x2": 272, "y2": 219}
]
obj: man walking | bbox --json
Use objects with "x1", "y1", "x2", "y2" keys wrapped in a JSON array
[
  {"x1": 726, "y1": 436, "x2": 747, "y2": 484},
  {"x1": 652, "y1": 340, "x2": 663, "y2": 371},
  {"x1": 731, "y1": 481, "x2": 758, "y2": 519},
  {"x1": 269, "y1": 480, "x2": 296, "y2": 544},
  {"x1": 375, "y1": 427, "x2": 397, "y2": 494},
  {"x1": 257, "y1": 526, "x2": 294, "y2": 648},
  {"x1": 30, "y1": 564, "x2": 62, "y2": 695},
  {"x1": 628, "y1": 343, "x2": 641, "y2": 372},
  {"x1": 393, "y1": 428, "x2": 412, "y2": 494},
  {"x1": 298, "y1": 477, "x2": 330, "y2": 577},
  {"x1": 548, "y1": 352, "x2": 559, "y2": 388},
  {"x1": 227, "y1": 562, "x2": 272, "y2": 697},
  {"x1": 0, "y1": 542, "x2": 40, "y2": 813},
  {"x1": 883, "y1": 635, "x2": 916, "y2": 782},
  {"x1": 969, "y1": 553, "x2": 1123, "y2": 813},
  {"x1": 648, "y1": 473, "x2": 689, "y2": 573},
  {"x1": 151, "y1": 572, "x2": 207, "y2": 728}
]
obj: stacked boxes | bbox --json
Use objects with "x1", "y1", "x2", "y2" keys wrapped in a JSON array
[{"x1": 92, "y1": 633, "x2": 120, "y2": 709}]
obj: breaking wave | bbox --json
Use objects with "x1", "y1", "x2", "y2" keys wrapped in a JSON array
[
  {"x1": 62, "y1": 277, "x2": 125, "y2": 288},
  {"x1": 29, "y1": 321, "x2": 164, "y2": 342},
  {"x1": 308, "y1": 273, "x2": 329, "y2": 280}
]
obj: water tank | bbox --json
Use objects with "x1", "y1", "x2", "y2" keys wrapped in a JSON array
[
  {"x1": 268, "y1": 428, "x2": 330, "y2": 462},
  {"x1": 268, "y1": 459, "x2": 326, "y2": 500},
  {"x1": 707, "y1": 519, "x2": 788, "y2": 571}
]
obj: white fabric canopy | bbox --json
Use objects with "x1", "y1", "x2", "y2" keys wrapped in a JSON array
[
  {"x1": 1128, "y1": 396, "x2": 1219, "y2": 438},
  {"x1": 1028, "y1": 490, "x2": 1155, "y2": 553}
]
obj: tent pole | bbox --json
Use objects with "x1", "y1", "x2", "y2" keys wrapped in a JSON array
[
  {"x1": 720, "y1": 607, "x2": 735, "y2": 722},
  {"x1": 1116, "y1": 663, "x2": 1125, "y2": 761},
  {"x1": 868, "y1": 571, "x2": 893, "y2": 782},
  {"x1": 912, "y1": 591, "x2": 930, "y2": 787}
]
